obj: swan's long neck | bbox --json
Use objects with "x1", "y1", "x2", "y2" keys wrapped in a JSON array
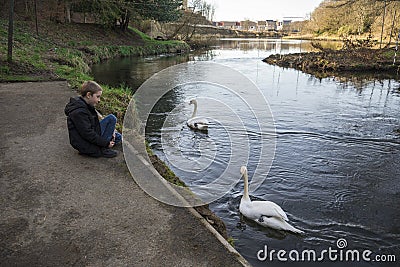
[
  {"x1": 191, "y1": 101, "x2": 198, "y2": 118},
  {"x1": 243, "y1": 171, "x2": 250, "y2": 201}
]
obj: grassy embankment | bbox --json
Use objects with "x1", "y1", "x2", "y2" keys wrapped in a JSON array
[{"x1": 0, "y1": 20, "x2": 189, "y2": 125}]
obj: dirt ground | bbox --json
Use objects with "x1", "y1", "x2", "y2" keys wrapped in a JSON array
[{"x1": 0, "y1": 81, "x2": 248, "y2": 266}]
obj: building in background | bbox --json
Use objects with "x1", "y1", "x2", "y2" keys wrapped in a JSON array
[
  {"x1": 257, "y1": 21, "x2": 267, "y2": 32},
  {"x1": 266, "y1": 20, "x2": 277, "y2": 31},
  {"x1": 240, "y1": 20, "x2": 257, "y2": 31},
  {"x1": 218, "y1": 21, "x2": 241, "y2": 30},
  {"x1": 277, "y1": 20, "x2": 292, "y2": 31},
  {"x1": 215, "y1": 19, "x2": 295, "y2": 33}
]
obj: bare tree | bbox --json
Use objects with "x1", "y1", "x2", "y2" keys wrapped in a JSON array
[
  {"x1": 164, "y1": 0, "x2": 214, "y2": 41},
  {"x1": 7, "y1": 0, "x2": 14, "y2": 63},
  {"x1": 307, "y1": 0, "x2": 399, "y2": 45}
]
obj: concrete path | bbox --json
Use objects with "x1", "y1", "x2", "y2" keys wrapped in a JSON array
[{"x1": 0, "y1": 81, "x2": 249, "y2": 266}]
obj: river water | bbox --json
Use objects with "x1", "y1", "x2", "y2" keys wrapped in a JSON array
[{"x1": 92, "y1": 39, "x2": 400, "y2": 266}]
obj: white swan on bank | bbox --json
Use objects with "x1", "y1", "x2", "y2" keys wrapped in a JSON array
[
  {"x1": 239, "y1": 166, "x2": 304, "y2": 234},
  {"x1": 187, "y1": 99, "x2": 209, "y2": 131}
]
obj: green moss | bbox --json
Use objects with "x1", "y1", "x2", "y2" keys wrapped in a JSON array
[
  {"x1": 145, "y1": 141, "x2": 187, "y2": 187},
  {"x1": 145, "y1": 141, "x2": 155, "y2": 156},
  {"x1": 227, "y1": 237, "x2": 236, "y2": 247}
]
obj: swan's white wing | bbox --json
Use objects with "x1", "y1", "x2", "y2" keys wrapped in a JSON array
[
  {"x1": 187, "y1": 117, "x2": 209, "y2": 130},
  {"x1": 187, "y1": 117, "x2": 209, "y2": 125},
  {"x1": 250, "y1": 200, "x2": 289, "y2": 221},
  {"x1": 257, "y1": 216, "x2": 304, "y2": 234}
]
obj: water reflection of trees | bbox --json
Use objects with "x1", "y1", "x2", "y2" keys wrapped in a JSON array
[
  {"x1": 217, "y1": 40, "x2": 281, "y2": 52},
  {"x1": 326, "y1": 74, "x2": 399, "y2": 93},
  {"x1": 193, "y1": 49, "x2": 217, "y2": 61},
  {"x1": 309, "y1": 73, "x2": 400, "y2": 98},
  {"x1": 91, "y1": 54, "x2": 191, "y2": 92},
  {"x1": 145, "y1": 88, "x2": 182, "y2": 147},
  {"x1": 214, "y1": 39, "x2": 342, "y2": 54}
]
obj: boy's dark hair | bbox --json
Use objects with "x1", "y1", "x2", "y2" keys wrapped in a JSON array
[{"x1": 80, "y1": 81, "x2": 102, "y2": 97}]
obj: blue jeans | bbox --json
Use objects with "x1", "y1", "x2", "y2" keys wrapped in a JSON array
[{"x1": 100, "y1": 114, "x2": 122, "y2": 144}]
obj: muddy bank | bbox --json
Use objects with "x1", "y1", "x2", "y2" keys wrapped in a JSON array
[{"x1": 263, "y1": 48, "x2": 400, "y2": 79}]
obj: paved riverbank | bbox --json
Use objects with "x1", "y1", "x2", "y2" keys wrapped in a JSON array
[{"x1": 0, "y1": 81, "x2": 249, "y2": 266}]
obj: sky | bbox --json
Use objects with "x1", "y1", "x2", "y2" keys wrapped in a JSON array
[{"x1": 210, "y1": 0, "x2": 324, "y2": 21}]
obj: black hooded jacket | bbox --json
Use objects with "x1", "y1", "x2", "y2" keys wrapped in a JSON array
[{"x1": 64, "y1": 96, "x2": 109, "y2": 157}]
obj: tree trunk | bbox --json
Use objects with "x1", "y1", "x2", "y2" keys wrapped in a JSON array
[
  {"x1": 380, "y1": 0, "x2": 387, "y2": 49},
  {"x1": 394, "y1": 31, "x2": 399, "y2": 65},
  {"x1": 65, "y1": 1, "x2": 71, "y2": 23},
  {"x1": 34, "y1": 0, "x2": 38, "y2": 35},
  {"x1": 122, "y1": 17, "x2": 129, "y2": 31},
  {"x1": 119, "y1": 9, "x2": 130, "y2": 31},
  {"x1": 388, "y1": 10, "x2": 397, "y2": 45},
  {"x1": 167, "y1": 11, "x2": 194, "y2": 40},
  {"x1": 7, "y1": 0, "x2": 14, "y2": 63}
]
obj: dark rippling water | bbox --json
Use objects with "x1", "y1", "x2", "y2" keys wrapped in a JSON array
[{"x1": 92, "y1": 39, "x2": 400, "y2": 266}]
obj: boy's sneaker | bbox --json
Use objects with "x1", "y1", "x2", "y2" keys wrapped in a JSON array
[{"x1": 101, "y1": 148, "x2": 117, "y2": 158}]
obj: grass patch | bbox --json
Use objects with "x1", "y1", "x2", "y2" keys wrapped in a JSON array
[
  {"x1": 381, "y1": 49, "x2": 395, "y2": 59},
  {"x1": 129, "y1": 26, "x2": 189, "y2": 55},
  {"x1": 131, "y1": 27, "x2": 152, "y2": 41},
  {"x1": 0, "y1": 65, "x2": 10, "y2": 75},
  {"x1": 97, "y1": 84, "x2": 133, "y2": 131}
]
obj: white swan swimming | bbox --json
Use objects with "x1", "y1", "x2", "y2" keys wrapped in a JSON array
[
  {"x1": 239, "y1": 166, "x2": 304, "y2": 234},
  {"x1": 187, "y1": 99, "x2": 209, "y2": 131}
]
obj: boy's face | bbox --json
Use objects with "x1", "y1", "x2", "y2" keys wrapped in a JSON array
[{"x1": 86, "y1": 91, "x2": 102, "y2": 106}]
